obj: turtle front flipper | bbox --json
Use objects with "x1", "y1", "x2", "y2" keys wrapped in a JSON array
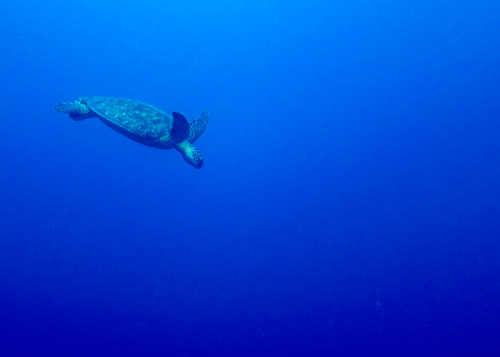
[
  {"x1": 188, "y1": 110, "x2": 209, "y2": 144},
  {"x1": 171, "y1": 112, "x2": 191, "y2": 143},
  {"x1": 173, "y1": 111, "x2": 208, "y2": 168},
  {"x1": 53, "y1": 98, "x2": 95, "y2": 120},
  {"x1": 175, "y1": 140, "x2": 204, "y2": 169}
]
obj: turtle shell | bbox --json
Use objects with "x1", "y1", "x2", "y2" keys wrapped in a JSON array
[{"x1": 82, "y1": 96, "x2": 172, "y2": 139}]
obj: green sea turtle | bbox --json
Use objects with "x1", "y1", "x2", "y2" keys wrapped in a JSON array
[{"x1": 54, "y1": 97, "x2": 209, "y2": 168}]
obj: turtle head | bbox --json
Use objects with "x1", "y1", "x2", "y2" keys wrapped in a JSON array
[
  {"x1": 54, "y1": 98, "x2": 95, "y2": 120},
  {"x1": 175, "y1": 140, "x2": 204, "y2": 169}
]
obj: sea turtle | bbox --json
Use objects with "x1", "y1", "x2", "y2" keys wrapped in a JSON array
[{"x1": 54, "y1": 97, "x2": 209, "y2": 168}]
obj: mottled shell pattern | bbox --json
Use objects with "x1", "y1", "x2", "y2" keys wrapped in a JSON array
[{"x1": 82, "y1": 96, "x2": 172, "y2": 138}]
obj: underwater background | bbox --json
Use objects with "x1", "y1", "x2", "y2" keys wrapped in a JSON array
[{"x1": 1, "y1": 0, "x2": 499, "y2": 355}]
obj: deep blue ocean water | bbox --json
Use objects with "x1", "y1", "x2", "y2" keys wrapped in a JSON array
[{"x1": 1, "y1": 1, "x2": 500, "y2": 355}]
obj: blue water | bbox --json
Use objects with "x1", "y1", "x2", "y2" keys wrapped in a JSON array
[{"x1": 1, "y1": 1, "x2": 500, "y2": 355}]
